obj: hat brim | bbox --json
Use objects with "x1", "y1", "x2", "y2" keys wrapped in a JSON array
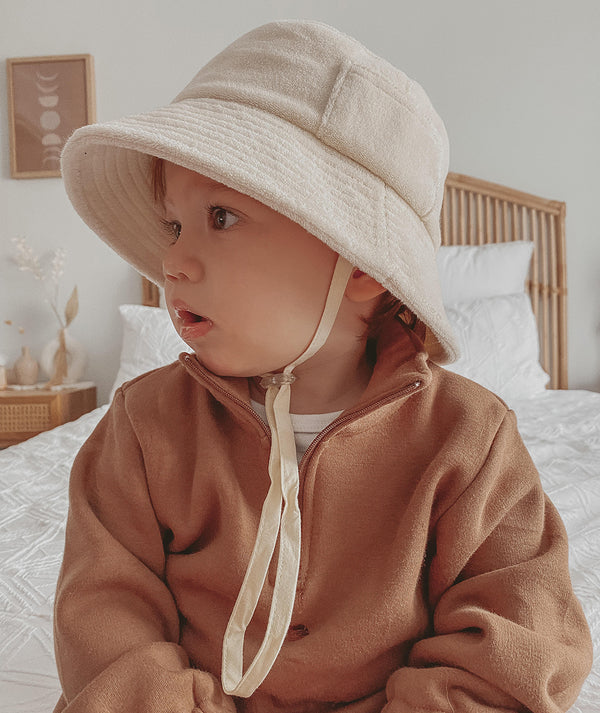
[{"x1": 61, "y1": 97, "x2": 458, "y2": 364}]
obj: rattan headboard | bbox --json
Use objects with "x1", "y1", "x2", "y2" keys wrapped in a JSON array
[
  {"x1": 442, "y1": 172, "x2": 567, "y2": 389},
  {"x1": 141, "y1": 172, "x2": 568, "y2": 389}
]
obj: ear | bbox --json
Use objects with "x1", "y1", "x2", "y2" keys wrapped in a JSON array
[{"x1": 345, "y1": 269, "x2": 387, "y2": 303}]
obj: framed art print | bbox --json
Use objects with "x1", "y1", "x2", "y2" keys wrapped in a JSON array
[{"x1": 6, "y1": 54, "x2": 95, "y2": 179}]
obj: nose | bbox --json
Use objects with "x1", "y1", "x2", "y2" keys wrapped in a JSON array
[{"x1": 162, "y1": 235, "x2": 204, "y2": 283}]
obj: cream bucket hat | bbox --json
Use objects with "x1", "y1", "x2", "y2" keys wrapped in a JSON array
[
  {"x1": 61, "y1": 19, "x2": 459, "y2": 697},
  {"x1": 61, "y1": 19, "x2": 458, "y2": 364}
]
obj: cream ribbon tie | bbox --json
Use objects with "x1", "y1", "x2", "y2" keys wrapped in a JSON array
[{"x1": 221, "y1": 256, "x2": 354, "y2": 697}]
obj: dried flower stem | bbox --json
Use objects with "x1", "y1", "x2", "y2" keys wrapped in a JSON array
[{"x1": 10, "y1": 237, "x2": 77, "y2": 330}]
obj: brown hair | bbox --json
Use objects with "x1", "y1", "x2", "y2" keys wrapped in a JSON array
[
  {"x1": 362, "y1": 292, "x2": 402, "y2": 340},
  {"x1": 151, "y1": 155, "x2": 166, "y2": 206}
]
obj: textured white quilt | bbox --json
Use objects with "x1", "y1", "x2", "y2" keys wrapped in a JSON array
[{"x1": 0, "y1": 390, "x2": 598, "y2": 712}]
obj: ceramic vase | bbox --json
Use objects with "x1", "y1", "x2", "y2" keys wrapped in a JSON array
[
  {"x1": 14, "y1": 346, "x2": 39, "y2": 386},
  {"x1": 40, "y1": 328, "x2": 87, "y2": 385}
]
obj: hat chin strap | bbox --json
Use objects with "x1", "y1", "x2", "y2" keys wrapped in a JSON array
[{"x1": 221, "y1": 255, "x2": 354, "y2": 697}]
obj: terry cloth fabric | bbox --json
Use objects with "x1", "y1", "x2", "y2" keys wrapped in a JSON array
[
  {"x1": 60, "y1": 19, "x2": 458, "y2": 365},
  {"x1": 250, "y1": 399, "x2": 343, "y2": 462}
]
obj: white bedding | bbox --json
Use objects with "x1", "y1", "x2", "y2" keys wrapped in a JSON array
[{"x1": 0, "y1": 388, "x2": 598, "y2": 712}]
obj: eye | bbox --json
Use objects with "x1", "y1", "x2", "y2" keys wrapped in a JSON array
[
  {"x1": 210, "y1": 207, "x2": 239, "y2": 231},
  {"x1": 160, "y1": 219, "x2": 182, "y2": 241}
]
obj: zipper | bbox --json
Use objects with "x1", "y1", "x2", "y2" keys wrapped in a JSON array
[
  {"x1": 181, "y1": 354, "x2": 272, "y2": 438},
  {"x1": 183, "y1": 352, "x2": 425, "y2": 593},
  {"x1": 298, "y1": 378, "x2": 424, "y2": 473},
  {"x1": 294, "y1": 377, "x2": 424, "y2": 593}
]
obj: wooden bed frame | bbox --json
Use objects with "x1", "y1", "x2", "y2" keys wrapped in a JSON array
[
  {"x1": 443, "y1": 173, "x2": 567, "y2": 389},
  {"x1": 141, "y1": 172, "x2": 568, "y2": 389}
]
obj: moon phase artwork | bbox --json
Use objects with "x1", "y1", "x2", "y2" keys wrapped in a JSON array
[{"x1": 7, "y1": 55, "x2": 95, "y2": 179}]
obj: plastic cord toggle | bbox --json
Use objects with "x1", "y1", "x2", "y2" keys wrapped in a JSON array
[{"x1": 259, "y1": 372, "x2": 297, "y2": 389}]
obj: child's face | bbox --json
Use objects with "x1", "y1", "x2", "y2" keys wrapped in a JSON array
[{"x1": 161, "y1": 162, "x2": 339, "y2": 377}]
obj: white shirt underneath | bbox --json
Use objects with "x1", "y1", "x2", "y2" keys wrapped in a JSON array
[{"x1": 250, "y1": 399, "x2": 343, "y2": 463}]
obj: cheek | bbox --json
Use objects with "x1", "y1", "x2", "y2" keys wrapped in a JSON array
[
  {"x1": 221, "y1": 288, "x2": 320, "y2": 368},
  {"x1": 238, "y1": 269, "x2": 327, "y2": 333},
  {"x1": 264, "y1": 241, "x2": 336, "y2": 303}
]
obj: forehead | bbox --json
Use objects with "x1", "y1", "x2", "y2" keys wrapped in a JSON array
[{"x1": 163, "y1": 162, "x2": 242, "y2": 202}]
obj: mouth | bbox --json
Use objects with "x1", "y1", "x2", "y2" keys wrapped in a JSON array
[
  {"x1": 172, "y1": 302, "x2": 214, "y2": 338},
  {"x1": 176, "y1": 308, "x2": 209, "y2": 324}
]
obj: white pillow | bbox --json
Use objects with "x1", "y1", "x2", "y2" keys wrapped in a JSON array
[
  {"x1": 109, "y1": 305, "x2": 189, "y2": 401},
  {"x1": 436, "y1": 241, "x2": 548, "y2": 401},
  {"x1": 437, "y1": 241, "x2": 534, "y2": 304},
  {"x1": 444, "y1": 293, "x2": 549, "y2": 403}
]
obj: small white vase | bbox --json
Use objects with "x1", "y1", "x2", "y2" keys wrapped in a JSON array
[
  {"x1": 15, "y1": 346, "x2": 39, "y2": 386},
  {"x1": 41, "y1": 329, "x2": 87, "y2": 384}
]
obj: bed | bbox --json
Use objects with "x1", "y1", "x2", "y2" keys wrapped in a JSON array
[{"x1": 1, "y1": 173, "x2": 598, "y2": 712}]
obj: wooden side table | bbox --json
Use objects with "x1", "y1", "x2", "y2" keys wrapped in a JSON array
[{"x1": 0, "y1": 384, "x2": 97, "y2": 448}]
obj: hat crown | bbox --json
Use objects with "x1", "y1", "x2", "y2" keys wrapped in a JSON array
[
  {"x1": 176, "y1": 21, "x2": 354, "y2": 133},
  {"x1": 174, "y1": 20, "x2": 449, "y2": 247}
]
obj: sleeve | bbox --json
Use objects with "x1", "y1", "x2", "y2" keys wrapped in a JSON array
[
  {"x1": 53, "y1": 388, "x2": 236, "y2": 713},
  {"x1": 383, "y1": 410, "x2": 592, "y2": 713}
]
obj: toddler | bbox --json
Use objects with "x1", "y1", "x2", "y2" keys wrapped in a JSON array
[{"x1": 53, "y1": 20, "x2": 591, "y2": 713}]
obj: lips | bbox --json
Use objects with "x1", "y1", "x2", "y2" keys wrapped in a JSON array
[{"x1": 172, "y1": 300, "x2": 214, "y2": 338}]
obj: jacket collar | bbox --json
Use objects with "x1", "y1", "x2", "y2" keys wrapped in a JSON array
[{"x1": 179, "y1": 318, "x2": 431, "y2": 417}]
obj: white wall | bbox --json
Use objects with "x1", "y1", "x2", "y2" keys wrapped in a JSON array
[{"x1": 1, "y1": 0, "x2": 599, "y2": 404}]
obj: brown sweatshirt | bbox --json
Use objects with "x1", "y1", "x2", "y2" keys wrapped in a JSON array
[{"x1": 53, "y1": 322, "x2": 592, "y2": 713}]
